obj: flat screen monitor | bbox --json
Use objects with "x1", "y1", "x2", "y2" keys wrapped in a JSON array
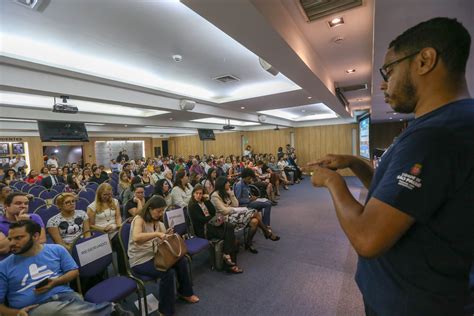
[
  {"x1": 197, "y1": 129, "x2": 215, "y2": 141},
  {"x1": 38, "y1": 121, "x2": 89, "y2": 142},
  {"x1": 359, "y1": 115, "x2": 370, "y2": 159}
]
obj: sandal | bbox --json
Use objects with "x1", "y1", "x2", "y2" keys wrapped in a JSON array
[
  {"x1": 179, "y1": 295, "x2": 200, "y2": 304},
  {"x1": 227, "y1": 265, "x2": 243, "y2": 274},
  {"x1": 223, "y1": 254, "x2": 236, "y2": 266}
]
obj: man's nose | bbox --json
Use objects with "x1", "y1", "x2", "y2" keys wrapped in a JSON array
[{"x1": 380, "y1": 81, "x2": 388, "y2": 91}]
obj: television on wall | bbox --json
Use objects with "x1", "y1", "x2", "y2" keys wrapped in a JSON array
[
  {"x1": 197, "y1": 129, "x2": 215, "y2": 141},
  {"x1": 38, "y1": 121, "x2": 89, "y2": 142},
  {"x1": 358, "y1": 114, "x2": 370, "y2": 159}
]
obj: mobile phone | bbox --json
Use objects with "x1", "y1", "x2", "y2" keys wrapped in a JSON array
[{"x1": 35, "y1": 278, "x2": 50, "y2": 289}]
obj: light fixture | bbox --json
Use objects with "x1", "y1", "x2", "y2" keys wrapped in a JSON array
[
  {"x1": 389, "y1": 117, "x2": 393, "y2": 120},
  {"x1": 191, "y1": 117, "x2": 260, "y2": 126},
  {"x1": 345, "y1": 69, "x2": 356, "y2": 74},
  {"x1": 328, "y1": 17, "x2": 344, "y2": 28},
  {"x1": 85, "y1": 123, "x2": 105, "y2": 126},
  {"x1": 240, "y1": 106, "x2": 246, "y2": 109},
  {"x1": 0, "y1": 118, "x2": 36, "y2": 122},
  {"x1": 307, "y1": 96, "x2": 312, "y2": 99},
  {"x1": 357, "y1": 98, "x2": 363, "y2": 101},
  {"x1": 169, "y1": 118, "x2": 173, "y2": 120},
  {"x1": 172, "y1": 54, "x2": 183, "y2": 62},
  {"x1": 301, "y1": 109, "x2": 306, "y2": 113},
  {"x1": 259, "y1": 57, "x2": 279, "y2": 76},
  {"x1": 399, "y1": 119, "x2": 403, "y2": 121}
]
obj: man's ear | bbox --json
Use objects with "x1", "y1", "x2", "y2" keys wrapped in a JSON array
[{"x1": 417, "y1": 47, "x2": 439, "y2": 76}]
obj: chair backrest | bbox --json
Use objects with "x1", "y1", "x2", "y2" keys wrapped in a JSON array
[
  {"x1": 144, "y1": 185, "x2": 154, "y2": 198},
  {"x1": 163, "y1": 206, "x2": 188, "y2": 236},
  {"x1": 35, "y1": 205, "x2": 60, "y2": 225},
  {"x1": 79, "y1": 189, "x2": 95, "y2": 204},
  {"x1": 71, "y1": 232, "x2": 113, "y2": 278},
  {"x1": 85, "y1": 182, "x2": 99, "y2": 190},
  {"x1": 52, "y1": 183, "x2": 66, "y2": 192},
  {"x1": 38, "y1": 189, "x2": 57, "y2": 200},
  {"x1": 21, "y1": 183, "x2": 35, "y2": 193},
  {"x1": 28, "y1": 185, "x2": 46, "y2": 196},
  {"x1": 28, "y1": 197, "x2": 47, "y2": 214},
  {"x1": 117, "y1": 218, "x2": 134, "y2": 275},
  {"x1": 76, "y1": 197, "x2": 91, "y2": 212},
  {"x1": 13, "y1": 181, "x2": 26, "y2": 190}
]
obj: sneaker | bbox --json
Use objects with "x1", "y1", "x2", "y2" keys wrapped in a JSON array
[{"x1": 112, "y1": 303, "x2": 134, "y2": 316}]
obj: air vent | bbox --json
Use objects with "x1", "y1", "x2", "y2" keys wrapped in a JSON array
[
  {"x1": 213, "y1": 75, "x2": 240, "y2": 83},
  {"x1": 299, "y1": 0, "x2": 362, "y2": 22},
  {"x1": 339, "y1": 83, "x2": 368, "y2": 92},
  {"x1": 13, "y1": 0, "x2": 44, "y2": 10}
]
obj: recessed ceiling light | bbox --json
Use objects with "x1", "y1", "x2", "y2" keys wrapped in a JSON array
[
  {"x1": 240, "y1": 106, "x2": 246, "y2": 109},
  {"x1": 389, "y1": 117, "x2": 393, "y2": 120},
  {"x1": 328, "y1": 17, "x2": 344, "y2": 28},
  {"x1": 301, "y1": 109, "x2": 306, "y2": 113},
  {"x1": 393, "y1": 112, "x2": 398, "y2": 115},
  {"x1": 169, "y1": 118, "x2": 173, "y2": 120},
  {"x1": 172, "y1": 54, "x2": 182, "y2": 62},
  {"x1": 345, "y1": 69, "x2": 356, "y2": 74},
  {"x1": 307, "y1": 96, "x2": 312, "y2": 99},
  {"x1": 191, "y1": 117, "x2": 260, "y2": 126},
  {"x1": 85, "y1": 123, "x2": 105, "y2": 126},
  {"x1": 357, "y1": 98, "x2": 363, "y2": 101},
  {"x1": 399, "y1": 119, "x2": 403, "y2": 121},
  {"x1": 124, "y1": 125, "x2": 128, "y2": 127},
  {"x1": 0, "y1": 118, "x2": 36, "y2": 122}
]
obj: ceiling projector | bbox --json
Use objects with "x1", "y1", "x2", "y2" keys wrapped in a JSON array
[
  {"x1": 53, "y1": 96, "x2": 78, "y2": 114},
  {"x1": 223, "y1": 125, "x2": 235, "y2": 130}
]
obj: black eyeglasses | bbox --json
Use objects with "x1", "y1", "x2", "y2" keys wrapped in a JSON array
[{"x1": 379, "y1": 51, "x2": 420, "y2": 82}]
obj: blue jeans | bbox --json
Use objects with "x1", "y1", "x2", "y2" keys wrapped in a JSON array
[
  {"x1": 132, "y1": 257, "x2": 193, "y2": 316},
  {"x1": 247, "y1": 200, "x2": 272, "y2": 226},
  {"x1": 29, "y1": 291, "x2": 112, "y2": 316}
]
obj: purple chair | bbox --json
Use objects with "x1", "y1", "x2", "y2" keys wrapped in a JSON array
[
  {"x1": 118, "y1": 218, "x2": 158, "y2": 314},
  {"x1": 76, "y1": 197, "x2": 91, "y2": 212},
  {"x1": 85, "y1": 182, "x2": 99, "y2": 191},
  {"x1": 144, "y1": 185, "x2": 154, "y2": 198},
  {"x1": 28, "y1": 197, "x2": 47, "y2": 214},
  {"x1": 52, "y1": 183, "x2": 66, "y2": 193},
  {"x1": 13, "y1": 181, "x2": 26, "y2": 190},
  {"x1": 38, "y1": 189, "x2": 58, "y2": 201},
  {"x1": 70, "y1": 233, "x2": 143, "y2": 315},
  {"x1": 21, "y1": 183, "x2": 35, "y2": 193},
  {"x1": 28, "y1": 185, "x2": 47, "y2": 197},
  {"x1": 79, "y1": 189, "x2": 96, "y2": 204},
  {"x1": 164, "y1": 207, "x2": 209, "y2": 257},
  {"x1": 35, "y1": 205, "x2": 59, "y2": 225}
]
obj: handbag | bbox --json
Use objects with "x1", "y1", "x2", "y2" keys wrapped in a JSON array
[
  {"x1": 153, "y1": 233, "x2": 188, "y2": 271},
  {"x1": 208, "y1": 213, "x2": 225, "y2": 227}
]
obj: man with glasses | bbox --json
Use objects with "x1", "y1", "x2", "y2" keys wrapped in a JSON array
[
  {"x1": 0, "y1": 192, "x2": 47, "y2": 255},
  {"x1": 309, "y1": 17, "x2": 473, "y2": 315}
]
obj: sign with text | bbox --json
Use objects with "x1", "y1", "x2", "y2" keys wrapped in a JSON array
[
  {"x1": 166, "y1": 208, "x2": 185, "y2": 228},
  {"x1": 75, "y1": 234, "x2": 112, "y2": 266}
]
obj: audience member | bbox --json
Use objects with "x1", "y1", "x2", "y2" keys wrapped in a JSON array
[
  {"x1": 128, "y1": 196, "x2": 199, "y2": 315},
  {"x1": 188, "y1": 185, "x2": 242, "y2": 273},
  {"x1": 41, "y1": 167, "x2": 64, "y2": 189},
  {"x1": 65, "y1": 174, "x2": 83, "y2": 193},
  {"x1": 1, "y1": 169, "x2": 18, "y2": 186},
  {"x1": 124, "y1": 184, "x2": 146, "y2": 217},
  {"x1": 170, "y1": 170, "x2": 193, "y2": 208},
  {"x1": 0, "y1": 184, "x2": 12, "y2": 216},
  {"x1": 87, "y1": 183, "x2": 121, "y2": 236},
  {"x1": 25, "y1": 169, "x2": 42, "y2": 184},
  {"x1": 0, "y1": 220, "x2": 133, "y2": 316},
  {"x1": 88, "y1": 166, "x2": 108, "y2": 185},
  {"x1": 118, "y1": 171, "x2": 131, "y2": 197},
  {"x1": 47, "y1": 193, "x2": 90, "y2": 251},
  {"x1": 153, "y1": 179, "x2": 172, "y2": 206},
  {"x1": 0, "y1": 192, "x2": 46, "y2": 255}
]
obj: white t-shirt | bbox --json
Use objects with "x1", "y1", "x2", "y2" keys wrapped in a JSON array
[
  {"x1": 87, "y1": 199, "x2": 119, "y2": 228},
  {"x1": 46, "y1": 158, "x2": 59, "y2": 168},
  {"x1": 46, "y1": 210, "x2": 88, "y2": 244}
]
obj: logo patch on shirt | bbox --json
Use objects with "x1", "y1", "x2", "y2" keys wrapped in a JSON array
[
  {"x1": 397, "y1": 170, "x2": 422, "y2": 190},
  {"x1": 410, "y1": 163, "x2": 422, "y2": 176}
]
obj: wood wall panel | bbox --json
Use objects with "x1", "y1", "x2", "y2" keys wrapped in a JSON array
[
  {"x1": 205, "y1": 132, "x2": 241, "y2": 157},
  {"x1": 371, "y1": 122, "x2": 405, "y2": 152}
]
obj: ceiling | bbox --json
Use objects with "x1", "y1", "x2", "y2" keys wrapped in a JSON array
[{"x1": 0, "y1": 0, "x2": 473, "y2": 137}]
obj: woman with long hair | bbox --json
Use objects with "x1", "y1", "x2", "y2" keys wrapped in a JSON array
[
  {"x1": 2, "y1": 169, "x2": 18, "y2": 185},
  {"x1": 203, "y1": 167, "x2": 217, "y2": 196},
  {"x1": 65, "y1": 173, "x2": 83, "y2": 193},
  {"x1": 118, "y1": 171, "x2": 131, "y2": 197},
  {"x1": 129, "y1": 196, "x2": 199, "y2": 315},
  {"x1": 210, "y1": 176, "x2": 279, "y2": 254},
  {"x1": 153, "y1": 178, "x2": 172, "y2": 206},
  {"x1": 87, "y1": 183, "x2": 121, "y2": 236},
  {"x1": 170, "y1": 170, "x2": 193, "y2": 208},
  {"x1": 47, "y1": 193, "x2": 90, "y2": 251},
  {"x1": 188, "y1": 185, "x2": 242, "y2": 273},
  {"x1": 80, "y1": 167, "x2": 92, "y2": 184},
  {"x1": 25, "y1": 169, "x2": 43, "y2": 184}
]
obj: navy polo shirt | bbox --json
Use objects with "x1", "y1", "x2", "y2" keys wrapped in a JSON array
[{"x1": 356, "y1": 99, "x2": 474, "y2": 316}]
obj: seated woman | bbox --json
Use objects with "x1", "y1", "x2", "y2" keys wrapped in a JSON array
[
  {"x1": 268, "y1": 156, "x2": 289, "y2": 190},
  {"x1": 210, "y1": 176, "x2": 278, "y2": 254},
  {"x1": 1, "y1": 169, "x2": 18, "y2": 186},
  {"x1": 47, "y1": 193, "x2": 91, "y2": 251},
  {"x1": 87, "y1": 183, "x2": 121, "y2": 236},
  {"x1": 153, "y1": 178, "x2": 172, "y2": 206},
  {"x1": 203, "y1": 167, "x2": 217, "y2": 196},
  {"x1": 65, "y1": 174, "x2": 83, "y2": 193},
  {"x1": 79, "y1": 167, "x2": 92, "y2": 184},
  {"x1": 25, "y1": 169, "x2": 43, "y2": 184},
  {"x1": 129, "y1": 196, "x2": 199, "y2": 315},
  {"x1": 170, "y1": 170, "x2": 193, "y2": 208},
  {"x1": 188, "y1": 185, "x2": 242, "y2": 273},
  {"x1": 118, "y1": 171, "x2": 131, "y2": 197},
  {"x1": 125, "y1": 184, "x2": 146, "y2": 217},
  {"x1": 138, "y1": 167, "x2": 152, "y2": 186}
]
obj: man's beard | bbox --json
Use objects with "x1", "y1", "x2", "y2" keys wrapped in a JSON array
[
  {"x1": 389, "y1": 73, "x2": 418, "y2": 114},
  {"x1": 12, "y1": 236, "x2": 34, "y2": 255}
]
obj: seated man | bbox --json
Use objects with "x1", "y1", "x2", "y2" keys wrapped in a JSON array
[
  {"x1": 0, "y1": 220, "x2": 132, "y2": 316},
  {"x1": 0, "y1": 192, "x2": 46, "y2": 256},
  {"x1": 41, "y1": 167, "x2": 65, "y2": 189},
  {"x1": 234, "y1": 168, "x2": 273, "y2": 227}
]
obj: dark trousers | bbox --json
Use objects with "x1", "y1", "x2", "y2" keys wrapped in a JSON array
[
  {"x1": 248, "y1": 200, "x2": 272, "y2": 226},
  {"x1": 364, "y1": 299, "x2": 378, "y2": 316},
  {"x1": 132, "y1": 257, "x2": 193, "y2": 316},
  {"x1": 206, "y1": 222, "x2": 237, "y2": 261}
]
